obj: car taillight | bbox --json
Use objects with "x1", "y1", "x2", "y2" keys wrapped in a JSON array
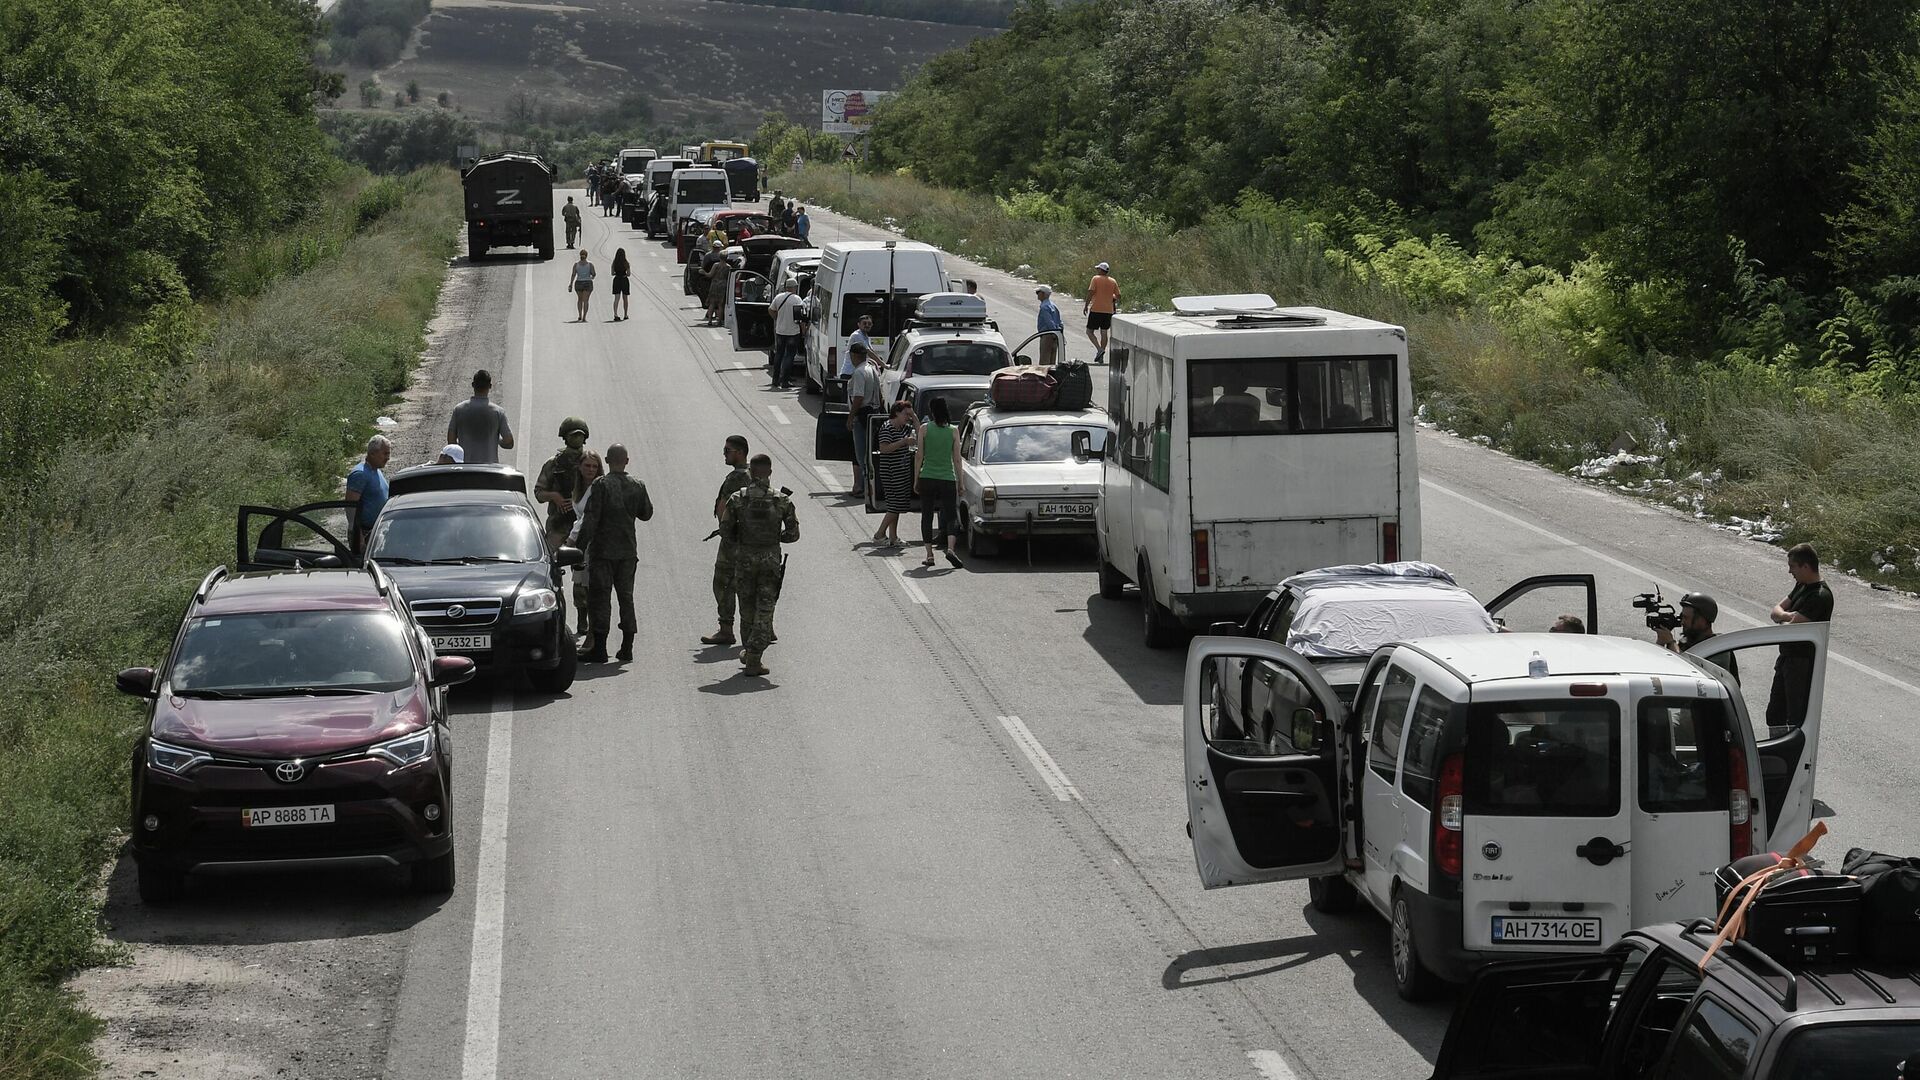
[
  {"x1": 1382, "y1": 521, "x2": 1399, "y2": 562},
  {"x1": 1193, "y1": 529, "x2": 1210, "y2": 588},
  {"x1": 1435, "y1": 753, "x2": 1464, "y2": 878},
  {"x1": 734, "y1": 277, "x2": 745, "y2": 299},
  {"x1": 981, "y1": 486, "x2": 996, "y2": 513},
  {"x1": 1728, "y1": 743, "x2": 1752, "y2": 859}
]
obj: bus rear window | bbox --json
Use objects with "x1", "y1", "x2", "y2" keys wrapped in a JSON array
[
  {"x1": 1465, "y1": 701, "x2": 1621, "y2": 817},
  {"x1": 675, "y1": 179, "x2": 728, "y2": 203},
  {"x1": 1188, "y1": 355, "x2": 1395, "y2": 436}
]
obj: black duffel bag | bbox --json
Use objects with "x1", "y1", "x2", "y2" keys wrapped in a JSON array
[
  {"x1": 1843, "y1": 847, "x2": 1920, "y2": 964},
  {"x1": 1053, "y1": 359, "x2": 1094, "y2": 411}
]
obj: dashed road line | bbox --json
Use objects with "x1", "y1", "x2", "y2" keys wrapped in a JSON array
[
  {"x1": 459, "y1": 691, "x2": 515, "y2": 1080},
  {"x1": 1246, "y1": 1050, "x2": 1301, "y2": 1080},
  {"x1": 998, "y1": 716, "x2": 1081, "y2": 802},
  {"x1": 767, "y1": 404, "x2": 791, "y2": 425}
]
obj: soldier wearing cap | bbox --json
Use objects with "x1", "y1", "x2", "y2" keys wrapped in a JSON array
[
  {"x1": 535, "y1": 417, "x2": 592, "y2": 549},
  {"x1": 718, "y1": 454, "x2": 798, "y2": 677}
]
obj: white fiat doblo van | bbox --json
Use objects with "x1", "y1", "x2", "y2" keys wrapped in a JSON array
[
  {"x1": 1182, "y1": 624, "x2": 1830, "y2": 1001},
  {"x1": 667, "y1": 166, "x2": 731, "y2": 238},
  {"x1": 1097, "y1": 295, "x2": 1420, "y2": 648}
]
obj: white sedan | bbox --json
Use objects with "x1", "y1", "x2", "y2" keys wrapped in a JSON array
[{"x1": 955, "y1": 406, "x2": 1113, "y2": 559}]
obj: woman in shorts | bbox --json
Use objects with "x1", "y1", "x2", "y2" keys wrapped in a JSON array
[
  {"x1": 567, "y1": 249, "x2": 595, "y2": 322},
  {"x1": 609, "y1": 249, "x2": 631, "y2": 322}
]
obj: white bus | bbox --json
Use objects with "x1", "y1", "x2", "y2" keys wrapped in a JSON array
[{"x1": 1095, "y1": 296, "x2": 1421, "y2": 647}]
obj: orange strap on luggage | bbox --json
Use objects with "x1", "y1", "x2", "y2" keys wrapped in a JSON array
[{"x1": 1699, "y1": 821, "x2": 1828, "y2": 972}]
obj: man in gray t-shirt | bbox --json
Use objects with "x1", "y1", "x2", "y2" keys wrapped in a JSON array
[{"x1": 447, "y1": 369, "x2": 515, "y2": 465}]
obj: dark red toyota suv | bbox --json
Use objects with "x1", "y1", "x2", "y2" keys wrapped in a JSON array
[{"x1": 116, "y1": 558, "x2": 475, "y2": 903}]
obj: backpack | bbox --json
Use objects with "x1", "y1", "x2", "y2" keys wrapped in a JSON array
[
  {"x1": 1842, "y1": 847, "x2": 1920, "y2": 964},
  {"x1": 1053, "y1": 359, "x2": 1094, "y2": 410}
]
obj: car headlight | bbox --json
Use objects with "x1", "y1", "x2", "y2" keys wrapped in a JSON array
[
  {"x1": 514, "y1": 587, "x2": 559, "y2": 615},
  {"x1": 369, "y1": 728, "x2": 435, "y2": 768},
  {"x1": 148, "y1": 740, "x2": 212, "y2": 775}
]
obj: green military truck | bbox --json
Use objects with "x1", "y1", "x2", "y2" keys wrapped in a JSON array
[{"x1": 461, "y1": 152, "x2": 554, "y2": 261}]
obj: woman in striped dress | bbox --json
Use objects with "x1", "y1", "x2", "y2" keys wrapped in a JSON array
[{"x1": 873, "y1": 400, "x2": 918, "y2": 547}]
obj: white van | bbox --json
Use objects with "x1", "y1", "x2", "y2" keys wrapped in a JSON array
[
  {"x1": 1182, "y1": 625, "x2": 1830, "y2": 1000},
  {"x1": 1096, "y1": 295, "x2": 1420, "y2": 647},
  {"x1": 803, "y1": 241, "x2": 947, "y2": 407},
  {"x1": 617, "y1": 146, "x2": 657, "y2": 182},
  {"x1": 667, "y1": 167, "x2": 730, "y2": 237}
]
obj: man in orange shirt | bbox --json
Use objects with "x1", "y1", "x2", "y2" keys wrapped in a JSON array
[{"x1": 1082, "y1": 261, "x2": 1120, "y2": 362}]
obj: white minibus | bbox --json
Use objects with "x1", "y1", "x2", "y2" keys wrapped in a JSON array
[
  {"x1": 667, "y1": 167, "x2": 731, "y2": 237},
  {"x1": 1096, "y1": 295, "x2": 1421, "y2": 646},
  {"x1": 803, "y1": 241, "x2": 947, "y2": 408}
]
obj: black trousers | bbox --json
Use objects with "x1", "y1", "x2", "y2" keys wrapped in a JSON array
[{"x1": 920, "y1": 477, "x2": 957, "y2": 546}]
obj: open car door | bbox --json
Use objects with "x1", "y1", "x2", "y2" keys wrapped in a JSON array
[
  {"x1": 1428, "y1": 954, "x2": 1625, "y2": 1079},
  {"x1": 1687, "y1": 622, "x2": 1828, "y2": 850},
  {"x1": 730, "y1": 271, "x2": 775, "y2": 351},
  {"x1": 1185, "y1": 637, "x2": 1348, "y2": 888},
  {"x1": 1485, "y1": 573, "x2": 1599, "y2": 633},
  {"x1": 1011, "y1": 329, "x2": 1067, "y2": 366},
  {"x1": 237, "y1": 503, "x2": 354, "y2": 571}
]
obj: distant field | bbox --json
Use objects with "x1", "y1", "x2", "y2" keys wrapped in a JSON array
[{"x1": 380, "y1": 0, "x2": 995, "y2": 128}]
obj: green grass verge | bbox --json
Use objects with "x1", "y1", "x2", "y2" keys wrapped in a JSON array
[
  {"x1": 0, "y1": 166, "x2": 460, "y2": 1080},
  {"x1": 781, "y1": 167, "x2": 1920, "y2": 590}
]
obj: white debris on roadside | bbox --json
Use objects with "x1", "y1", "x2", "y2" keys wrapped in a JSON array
[
  {"x1": 1013, "y1": 263, "x2": 1034, "y2": 277},
  {"x1": 1570, "y1": 449, "x2": 1662, "y2": 478}
]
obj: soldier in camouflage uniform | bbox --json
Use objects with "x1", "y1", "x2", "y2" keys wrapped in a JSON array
[
  {"x1": 535, "y1": 417, "x2": 592, "y2": 634},
  {"x1": 701, "y1": 435, "x2": 752, "y2": 646},
  {"x1": 575, "y1": 442, "x2": 654, "y2": 663},
  {"x1": 719, "y1": 454, "x2": 798, "y2": 677}
]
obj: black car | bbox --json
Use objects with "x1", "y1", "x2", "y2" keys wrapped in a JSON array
[{"x1": 117, "y1": 555, "x2": 475, "y2": 903}]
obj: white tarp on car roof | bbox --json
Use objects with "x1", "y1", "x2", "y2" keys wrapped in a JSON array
[{"x1": 1283, "y1": 569, "x2": 1497, "y2": 659}]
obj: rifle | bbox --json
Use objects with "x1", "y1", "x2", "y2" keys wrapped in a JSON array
[
  {"x1": 703, "y1": 488, "x2": 791, "y2": 543},
  {"x1": 777, "y1": 554, "x2": 788, "y2": 589}
]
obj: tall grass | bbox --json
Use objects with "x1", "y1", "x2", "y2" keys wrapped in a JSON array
[
  {"x1": 784, "y1": 168, "x2": 1920, "y2": 587},
  {"x1": 0, "y1": 166, "x2": 460, "y2": 1080}
]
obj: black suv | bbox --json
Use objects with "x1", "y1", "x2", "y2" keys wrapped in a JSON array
[{"x1": 1429, "y1": 919, "x2": 1920, "y2": 1078}]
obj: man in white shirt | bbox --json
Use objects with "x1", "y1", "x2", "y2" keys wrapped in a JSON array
[
  {"x1": 841, "y1": 313, "x2": 873, "y2": 377},
  {"x1": 768, "y1": 282, "x2": 806, "y2": 389}
]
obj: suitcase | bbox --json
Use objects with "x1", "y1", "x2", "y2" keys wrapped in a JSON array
[
  {"x1": 1714, "y1": 861, "x2": 1863, "y2": 966},
  {"x1": 989, "y1": 365, "x2": 1058, "y2": 410},
  {"x1": 1843, "y1": 847, "x2": 1920, "y2": 964},
  {"x1": 1053, "y1": 360, "x2": 1094, "y2": 410}
]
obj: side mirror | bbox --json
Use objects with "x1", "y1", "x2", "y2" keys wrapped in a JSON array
[
  {"x1": 1014, "y1": 354, "x2": 1033, "y2": 366},
  {"x1": 430, "y1": 656, "x2": 478, "y2": 688},
  {"x1": 1071, "y1": 429, "x2": 1105, "y2": 463},
  {"x1": 554, "y1": 546, "x2": 585, "y2": 568},
  {"x1": 1207, "y1": 621, "x2": 1242, "y2": 637},
  {"x1": 1290, "y1": 707, "x2": 1320, "y2": 752},
  {"x1": 116, "y1": 667, "x2": 159, "y2": 698}
]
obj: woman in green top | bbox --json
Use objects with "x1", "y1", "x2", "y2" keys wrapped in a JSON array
[{"x1": 914, "y1": 395, "x2": 964, "y2": 568}]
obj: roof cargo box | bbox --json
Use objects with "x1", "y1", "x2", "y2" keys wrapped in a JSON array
[{"x1": 916, "y1": 292, "x2": 989, "y2": 324}]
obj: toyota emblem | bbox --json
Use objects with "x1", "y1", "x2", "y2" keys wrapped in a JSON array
[
  {"x1": 447, "y1": 604, "x2": 466, "y2": 620},
  {"x1": 1482, "y1": 841, "x2": 1502, "y2": 861},
  {"x1": 274, "y1": 760, "x2": 307, "y2": 783}
]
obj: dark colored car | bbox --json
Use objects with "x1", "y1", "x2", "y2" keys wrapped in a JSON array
[
  {"x1": 117, "y1": 555, "x2": 475, "y2": 903},
  {"x1": 366, "y1": 464, "x2": 582, "y2": 693}
]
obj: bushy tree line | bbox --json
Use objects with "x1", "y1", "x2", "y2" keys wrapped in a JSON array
[
  {"x1": 323, "y1": 108, "x2": 480, "y2": 173},
  {"x1": 866, "y1": 0, "x2": 1920, "y2": 390},
  {"x1": 327, "y1": 0, "x2": 431, "y2": 69},
  {"x1": 703, "y1": 0, "x2": 1013, "y2": 28}
]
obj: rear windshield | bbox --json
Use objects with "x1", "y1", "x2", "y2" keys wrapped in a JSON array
[
  {"x1": 982, "y1": 425, "x2": 1108, "y2": 464},
  {"x1": 911, "y1": 342, "x2": 1009, "y2": 376},
  {"x1": 841, "y1": 293, "x2": 921, "y2": 338},
  {"x1": 1639, "y1": 698, "x2": 1732, "y2": 813},
  {"x1": 1769, "y1": 1022, "x2": 1920, "y2": 1079},
  {"x1": 171, "y1": 610, "x2": 414, "y2": 693},
  {"x1": 1187, "y1": 355, "x2": 1396, "y2": 436},
  {"x1": 675, "y1": 178, "x2": 728, "y2": 203},
  {"x1": 368, "y1": 505, "x2": 544, "y2": 565},
  {"x1": 1466, "y1": 701, "x2": 1621, "y2": 817}
]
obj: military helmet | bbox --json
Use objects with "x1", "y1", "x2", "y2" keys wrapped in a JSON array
[{"x1": 559, "y1": 416, "x2": 589, "y2": 439}]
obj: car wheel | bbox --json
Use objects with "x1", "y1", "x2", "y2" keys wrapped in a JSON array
[
  {"x1": 966, "y1": 513, "x2": 998, "y2": 558},
  {"x1": 412, "y1": 850, "x2": 456, "y2": 894},
  {"x1": 803, "y1": 367, "x2": 821, "y2": 395},
  {"x1": 528, "y1": 633, "x2": 577, "y2": 694},
  {"x1": 1140, "y1": 562, "x2": 1179, "y2": 649},
  {"x1": 137, "y1": 862, "x2": 187, "y2": 906},
  {"x1": 1309, "y1": 875, "x2": 1359, "y2": 914},
  {"x1": 1097, "y1": 551, "x2": 1129, "y2": 599},
  {"x1": 1391, "y1": 890, "x2": 1442, "y2": 1001}
]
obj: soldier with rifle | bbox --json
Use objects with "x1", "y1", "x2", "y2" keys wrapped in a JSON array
[{"x1": 718, "y1": 454, "x2": 798, "y2": 677}]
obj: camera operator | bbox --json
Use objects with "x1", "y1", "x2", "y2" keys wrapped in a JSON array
[{"x1": 1654, "y1": 592, "x2": 1737, "y2": 681}]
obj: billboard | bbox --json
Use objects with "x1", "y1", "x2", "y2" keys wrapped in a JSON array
[{"x1": 822, "y1": 89, "x2": 889, "y2": 135}]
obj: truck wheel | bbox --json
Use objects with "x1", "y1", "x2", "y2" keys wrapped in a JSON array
[
  {"x1": 1097, "y1": 553, "x2": 1128, "y2": 599},
  {"x1": 137, "y1": 862, "x2": 187, "y2": 905},
  {"x1": 468, "y1": 238, "x2": 487, "y2": 261},
  {"x1": 1309, "y1": 875, "x2": 1359, "y2": 914},
  {"x1": 1140, "y1": 562, "x2": 1179, "y2": 649},
  {"x1": 538, "y1": 233, "x2": 555, "y2": 261},
  {"x1": 1391, "y1": 890, "x2": 1443, "y2": 1001}
]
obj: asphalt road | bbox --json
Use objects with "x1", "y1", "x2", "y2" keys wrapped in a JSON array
[{"x1": 363, "y1": 194, "x2": 1913, "y2": 1080}]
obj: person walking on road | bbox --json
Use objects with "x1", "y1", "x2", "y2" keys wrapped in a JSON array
[
  {"x1": 704, "y1": 247, "x2": 733, "y2": 326},
  {"x1": 768, "y1": 280, "x2": 806, "y2": 389},
  {"x1": 1083, "y1": 261, "x2": 1119, "y2": 362},
  {"x1": 534, "y1": 417, "x2": 591, "y2": 550},
  {"x1": 610, "y1": 248, "x2": 632, "y2": 322},
  {"x1": 563, "y1": 449, "x2": 604, "y2": 638},
  {"x1": 915, "y1": 396, "x2": 963, "y2": 569},
  {"x1": 568, "y1": 249, "x2": 596, "y2": 323},
  {"x1": 562, "y1": 196, "x2": 582, "y2": 249},
  {"x1": 344, "y1": 434, "x2": 391, "y2": 556},
  {"x1": 794, "y1": 205, "x2": 811, "y2": 244},
  {"x1": 769, "y1": 191, "x2": 786, "y2": 224},
  {"x1": 702, "y1": 435, "x2": 753, "y2": 646},
  {"x1": 874, "y1": 401, "x2": 917, "y2": 546},
  {"x1": 447, "y1": 369, "x2": 515, "y2": 465},
  {"x1": 1036, "y1": 284, "x2": 1063, "y2": 365},
  {"x1": 601, "y1": 174, "x2": 620, "y2": 216},
  {"x1": 1766, "y1": 543, "x2": 1834, "y2": 730},
  {"x1": 576, "y1": 442, "x2": 654, "y2": 664},
  {"x1": 718, "y1": 454, "x2": 799, "y2": 677},
  {"x1": 846, "y1": 342, "x2": 883, "y2": 500}
]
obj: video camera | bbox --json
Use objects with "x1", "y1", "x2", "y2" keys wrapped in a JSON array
[{"x1": 1632, "y1": 589, "x2": 1682, "y2": 631}]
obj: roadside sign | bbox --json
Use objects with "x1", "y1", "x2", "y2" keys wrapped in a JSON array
[{"x1": 822, "y1": 89, "x2": 889, "y2": 135}]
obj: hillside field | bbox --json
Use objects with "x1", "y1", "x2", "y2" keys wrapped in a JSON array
[{"x1": 377, "y1": 0, "x2": 995, "y2": 129}]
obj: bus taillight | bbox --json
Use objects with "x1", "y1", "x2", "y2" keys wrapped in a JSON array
[
  {"x1": 1382, "y1": 521, "x2": 1399, "y2": 562},
  {"x1": 1192, "y1": 530, "x2": 1210, "y2": 587}
]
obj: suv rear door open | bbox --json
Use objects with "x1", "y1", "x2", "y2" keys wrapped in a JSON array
[
  {"x1": 1687, "y1": 622, "x2": 1829, "y2": 851},
  {"x1": 1184, "y1": 637, "x2": 1349, "y2": 886},
  {"x1": 1427, "y1": 954, "x2": 1625, "y2": 1078},
  {"x1": 730, "y1": 271, "x2": 775, "y2": 351}
]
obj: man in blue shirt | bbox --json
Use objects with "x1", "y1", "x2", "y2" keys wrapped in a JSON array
[
  {"x1": 1036, "y1": 285, "x2": 1064, "y2": 364},
  {"x1": 345, "y1": 434, "x2": 391, "y2": 556},
  {"x1": 794, "y1": 206, "x2": 810, "y2": 243}
]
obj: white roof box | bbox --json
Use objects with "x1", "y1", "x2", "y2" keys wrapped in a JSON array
[{"x1": 914, "y1": 292, "x2": 989, "y2": 323}]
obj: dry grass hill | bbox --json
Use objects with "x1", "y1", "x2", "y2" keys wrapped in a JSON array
[{"x1": 379, "y1": 0, "x2": 996, "y2": 129}]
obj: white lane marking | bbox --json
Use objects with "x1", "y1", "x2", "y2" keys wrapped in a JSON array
[
  {"x1": 1246, "y1": 1050, "x2": 1300, "y2": 1080},
  {"x1": 998, "y1": 716, "x2": 1081, "y2": 802},
  {"x1": 767, "y1": 405, "x2": 791, "y2": 425},
  {"x1": 460, "y1": 690, "x2": 516, "y2": 1080},
  {"x1": 813, "y1": 465, "x2": 839, "y2": 487},
  {"x1": 894, "y1": 561, "x2": 930, "y2": 605},
  {"x1": 1421, "y1": 478, "x2": 1920, "y2": 700},
  {"x1": 708, "y1": 328, "x2": 727, "y2": 341},
  {"x1": 517, "y1": 264, "x2": 534, "y2": 473}
]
